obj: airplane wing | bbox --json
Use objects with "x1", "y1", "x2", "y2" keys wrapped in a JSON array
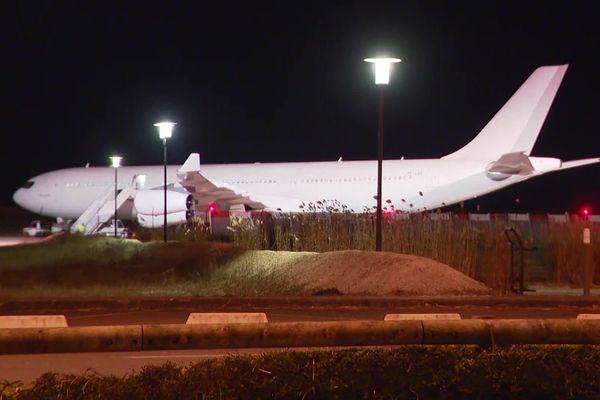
[
  {"x1": 176, "y1": 153, "x2": 267, "y2": 210},
  {"x1": 177, "y1": 153, "x2": 306, "y2": 212}
]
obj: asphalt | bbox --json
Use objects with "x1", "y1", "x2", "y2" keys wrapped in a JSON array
[{"x1": 1, "y1": 293, "x2": 599, "y2": 314}]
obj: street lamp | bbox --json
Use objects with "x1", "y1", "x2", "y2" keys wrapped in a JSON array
[
  {"x1": 364, "y1": 57, "x2": 401, "y2": 251},
  {"x1": 154, "y1": 121, "x2": 176, "y2": 242},
  {"x1": 109, "y1": 155, "x2": 122, "y2": 238}
]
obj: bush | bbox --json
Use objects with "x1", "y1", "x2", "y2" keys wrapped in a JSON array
[{"x1": 4, "y1": 346, "x2": 600, "y2": 399}]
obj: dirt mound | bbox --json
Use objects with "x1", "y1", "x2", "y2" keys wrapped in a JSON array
[{"x1": 293, "y1": 250, "x2": 491, "y2": 296}]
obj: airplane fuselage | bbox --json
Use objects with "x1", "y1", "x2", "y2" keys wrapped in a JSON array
[{"x1": 13, "y1": 158, "x2": 520, "y2": 219}]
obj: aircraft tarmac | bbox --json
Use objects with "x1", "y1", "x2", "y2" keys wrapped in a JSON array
[{"x1": 0, "y1": 236, "x2": 45, "y2": 247}]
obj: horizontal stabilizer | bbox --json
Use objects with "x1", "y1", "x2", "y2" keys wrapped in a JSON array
[{"x1": 560, "y1": 158, "x2": 600, "y2": 171}]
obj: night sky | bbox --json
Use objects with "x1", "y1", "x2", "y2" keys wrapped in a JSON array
[{"x1": 4, "y1": 1, "x2": 600, "y2": 214}]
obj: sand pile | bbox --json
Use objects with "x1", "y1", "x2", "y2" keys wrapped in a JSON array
[{"x1": 292, "y1": 250, "x2": 490, "y2": 296}]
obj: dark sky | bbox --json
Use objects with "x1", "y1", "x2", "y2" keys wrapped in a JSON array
[{"x1": 4, "y1": 1, "x2": 600, "y2": 214}]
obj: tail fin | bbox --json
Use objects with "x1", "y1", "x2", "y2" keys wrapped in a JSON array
[
  {"x1": 179, "y1": 153, "x2": 201, "y2": 173},
  {"x1": 443, "y1": 65, "x2": 568, "y2": 160}
]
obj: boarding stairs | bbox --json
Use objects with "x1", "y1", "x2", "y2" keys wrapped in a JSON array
[{"x1": 70, "y1": 184, "x2": 136, "y2": 235}]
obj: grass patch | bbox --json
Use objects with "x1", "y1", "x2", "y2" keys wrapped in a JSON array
[
  {"x1": 0, "y1": 234, "x2": 143, "y2": 270},
  {"x1": 205, "y1": 250, "x2": 315, "y2": 296},
  {"x1": 0, "y1": 235, "x2": 313, "y2": 298},
  {"x1": 2, "y1": 346, "x2": 600, "y2": 399}
]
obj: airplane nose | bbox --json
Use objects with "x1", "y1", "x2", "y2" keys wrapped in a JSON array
[
  {"x1": 12, "y1": 188, "x2": 34, "y2": 213},
  {"x1": 12, "y1": 188, "x2": 24, "y2": 207}
]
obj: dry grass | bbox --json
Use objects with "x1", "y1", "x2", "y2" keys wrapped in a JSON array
[
  {"x1": 230, "y1": 209, "x2": 506, "y2": 285},
  {"x1": 548, "y1": 221, "x2": 600, "y2": 284},
  {"x1": 229, "y1": 207, "x2": 600, "y2": 289}
]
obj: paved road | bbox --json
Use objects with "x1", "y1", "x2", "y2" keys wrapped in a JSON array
[
  {"x1": 55, "y1": 305, "x2": 600, "y2": 326},
  {"x1": 0, "y1": 348, "x2": 272, "y2": 383},
  {"x1": 2, "y1": 299, "x2": 600, "y2": 327}
]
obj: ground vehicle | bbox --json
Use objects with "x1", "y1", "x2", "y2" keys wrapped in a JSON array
[
  {"x1": 22, "y1": 220, "x2": 51, "y2": 237},
  {"x1": 51, "y1": 218, "x2": 71, "y2": 234},
  {"x1": 96, "y1": 219, "x2": 128, "y2": 238}
]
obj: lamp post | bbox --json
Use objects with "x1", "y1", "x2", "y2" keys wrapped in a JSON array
[
  {"x1": 364, "y1": 57, "x2": 401, "y2": 252},
  {"x1": 154, "y1": 121, "x2": 176, "y2": 242},
  {"x1": 109, "y1": 156, "x2": 122, "y2": 238}
]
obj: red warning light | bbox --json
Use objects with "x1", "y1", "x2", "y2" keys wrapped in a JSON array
[
  {"x1": 580, "y1": 206, "x2": 591, "y2": 221},
  {"x1": 515, "y1": 197, "x2": 520, "y2": 204},
  {"x1": 208, "y1": 203, "x2": 217, "y2": 215}
]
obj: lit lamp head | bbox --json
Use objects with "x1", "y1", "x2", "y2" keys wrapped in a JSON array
[
  {"x1": 110, "y1": 156, "x2": 122, "y2": 168},
  {"x1": 154, "y1": 121, "x2": 176, "y2": 140},
  {"x1": 364, "y1": 57, "x2": 402, "y2": 85}
]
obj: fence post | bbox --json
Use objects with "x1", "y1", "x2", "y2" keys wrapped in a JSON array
[{"x1": 583, "y1": 226, "x2": 591, "y2": 296}]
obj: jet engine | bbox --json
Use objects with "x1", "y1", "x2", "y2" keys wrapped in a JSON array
[{"x1": 133, "y1": 190, "x2": 194, "y2": 228}]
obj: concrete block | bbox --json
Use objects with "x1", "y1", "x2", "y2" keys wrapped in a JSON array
[
  {"x1": 548, "y1": 214, "x2": 569, "y2": 223},
  {"x1": 186, "y1": 312, "x2": 268, "y2": 324},
  {"x1": 576, "y1": 314, "x2": 600, "y2": 319},
  {"x1": 469, "y1": 213, "x2": 491, "y2": 221},
  {"x1": 0, "y1": 315, "x2": 68, "y2": 329},
  {"x1": 385, "y1": 313, "x2": 461, "y2": 321}
]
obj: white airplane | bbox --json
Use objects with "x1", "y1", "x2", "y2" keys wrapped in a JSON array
[{"x1": 12, "y1": 65, "x2": 600, "y2": 231}]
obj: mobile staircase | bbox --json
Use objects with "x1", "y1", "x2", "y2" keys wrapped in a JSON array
[{"x1": 70, "y1": 183, "x2": 136, "y2": 235}]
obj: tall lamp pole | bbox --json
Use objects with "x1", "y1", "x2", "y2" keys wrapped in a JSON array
[
  {"x1": 109, "y1": 156, "x2": 122, "y2": 238},
  {"x1": 364, "y1": 57, "x2": 401, "y2": 252},
  {"x1": 154, "y1": 121, "x2": 176, "y2": 243}
]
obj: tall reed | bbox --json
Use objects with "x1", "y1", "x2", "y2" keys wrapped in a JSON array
[{"x1": 223, "y1": 205, "x2": 600, "y2": 287}]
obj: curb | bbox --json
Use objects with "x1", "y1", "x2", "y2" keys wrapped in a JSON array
[
  {"x1": 144, "y1": 321, "x2": 422, "y2": 350},
  {"x1": 0, "y1": 319, "x2": 599, "y2": 355},
  {"x1": 0, "y1": 325, "x2": 141, "y2": 355}
]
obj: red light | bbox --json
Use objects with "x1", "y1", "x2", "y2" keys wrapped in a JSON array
[
  {"x1": 515, "y1": 197, "x2": 520, "y2": 204},
  {"x1": 208, "y1": 203, "x2": 217, "y2": 215},
  {"x1": 580, "y1": 206, "x2": 591, "y2": 220}
]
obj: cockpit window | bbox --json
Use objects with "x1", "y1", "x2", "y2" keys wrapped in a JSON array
[{"x1": 21, "y1": 181, "x2": 35, "y2": 189}]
